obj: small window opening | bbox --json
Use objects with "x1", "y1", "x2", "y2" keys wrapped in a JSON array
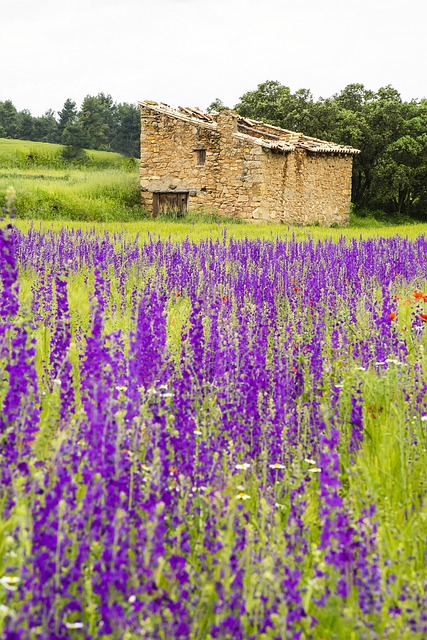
[{"x1": 195, "y1": 149, "x2": 206, "y2": 166}]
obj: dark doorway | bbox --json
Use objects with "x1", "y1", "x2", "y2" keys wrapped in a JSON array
[{"x1": 153, "y1": 191, "x2": 189, "y2": 216}]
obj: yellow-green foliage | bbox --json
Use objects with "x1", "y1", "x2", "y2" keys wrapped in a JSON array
[
  {"x1": 0, "y1": 138, "x2": 131, "y2": 170},
  {"x1": 12, "y1": 218, "x2": 427, "y2": 244},
  {"x1": 0, "y1": 138, "x2": 141, "y2": 222}
]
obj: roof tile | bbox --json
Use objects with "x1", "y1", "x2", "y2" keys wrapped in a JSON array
[{"x1": 139, "y1": 101, "x2": 360, "y2": 155}]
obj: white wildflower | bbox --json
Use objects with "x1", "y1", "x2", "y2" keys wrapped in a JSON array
[
  {"x1": 64, "y1": 621, "x2": 84, "y2": 630},
  {"x1": 235, "y1": 463, "x2": 250, "y2": 470},
  {"x1": 0, "y1": 576, "x2": 20, "y2": 591}
]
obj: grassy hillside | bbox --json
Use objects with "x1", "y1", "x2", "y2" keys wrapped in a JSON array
[
  {"x1": 0, "y1": 138, "x2": 135, "y2": 170},
  {"x1": 0, "y1": 138, "x2": 142, "y2": 222}
]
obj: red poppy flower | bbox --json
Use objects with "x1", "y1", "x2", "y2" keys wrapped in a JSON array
[
  {"x1": 420, "y1": 313, "x2": 427, "y2": 323},
  {"x1": 389, "y1": 312, "x2": 397, "y2": 321},
  {"x1": 414, "y1": 290, "x2": 424, "y2": 300}
]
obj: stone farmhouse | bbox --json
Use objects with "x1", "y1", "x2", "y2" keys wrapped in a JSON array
[{"x1": 139, "y1": 100, "x2": 360, "y2": 225}]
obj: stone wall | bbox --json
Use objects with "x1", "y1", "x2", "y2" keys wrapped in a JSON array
[
  {"x1": 140, "y1": 105, "x2": 353, "y2": 225},
  {"x1": 140, "y1": 104, "x2": 220, "y2": 213},
  {"x1": 214, "y1": 112, "x2": 265, "y2": 219},
  {"x1": 140, "y1": 106, "x2": 265, "y2": 219},
  {"x1": 260, "y1": 150, "x2": 353, "y2": 225}
]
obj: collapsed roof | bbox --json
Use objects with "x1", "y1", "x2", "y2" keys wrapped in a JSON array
[{"x1": 139, "y1": 100, "x2": 360, "y2": 156}]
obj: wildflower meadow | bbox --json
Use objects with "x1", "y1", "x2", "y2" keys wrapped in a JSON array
[{"x1": 1, "y1": 221, "x2": 427, "y2": 639}]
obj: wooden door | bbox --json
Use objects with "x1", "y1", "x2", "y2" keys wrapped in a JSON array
[{"x1": 153, "y1": 192, "x2": 188, "y2": 216}]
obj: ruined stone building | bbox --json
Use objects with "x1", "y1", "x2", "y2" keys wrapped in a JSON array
[{"x1": 139, "y1": 100, "x2": 360, "y2": 225}]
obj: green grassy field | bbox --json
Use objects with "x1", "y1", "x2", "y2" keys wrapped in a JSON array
[
  {"x1": 0, "y1": 138, "x2": 141, "y2": 222},
  {"x1": 3, "y1": 223, "x2": 427, "y2": 637},
  {"x1": 2, "y1": 137, "x2": 427, "y2": 234},
  {"x1": 0, "y1": 138, "x2": 133, "y2": 169},
  {"x1": 10, "y1": 217, "x2": 427, "y2": 244}
]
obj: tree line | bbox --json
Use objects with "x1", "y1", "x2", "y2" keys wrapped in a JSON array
[
  {"x1": 3, "y1": 83, "x2": 427, "y2": 218},
  {"x1": 0, "y1": 93, "x2": 140, "y2": 158},
  {"x1": 210, "y1": 81, "x2": 427, "y2": 220}
]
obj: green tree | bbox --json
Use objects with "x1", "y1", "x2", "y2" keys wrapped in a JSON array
[
  {"x1": 111, "y1": 102, "x2": 140, "y2": 157},
  {"x1": 17, "y1": 109, "x2": 35, "y2": 140},
  {"x1": 235, "y1": 80, "x2": 295, "y2": 128},
  {"x1": 58, "y1": 99, "x2": 78, "y2": 137},
  {"x1": 32, "y1": 109, "x2": 59, "y2": 143},
  {"x1": 0, "y1": 100, "x2": 19, "y2": 138},
  {"x1": 333, "y1": 83, "x2": 375, "y2": 113},
  {"x1": 371, "y1": 100, "x2": 427, "y2": 216},
  {"x1": 79, "y1": 93, "x2": 115, "y2": 150},
  {"x1": 61, "y1": 120, "x2": 89, "y2": 162},
  {"x1": 314, "y1": 85, "x2": 375, "y2": 207},
  {"x1": 235, "y1": 81, "x2": 323, "y2": 134},
  {"x1": 206, "y1": 98, "x2": 229, "y2": 113}
]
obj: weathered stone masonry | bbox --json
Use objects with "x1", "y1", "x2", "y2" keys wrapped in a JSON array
[{"x1": 139, "y1": 100, "x2": 360, "y2": 225}]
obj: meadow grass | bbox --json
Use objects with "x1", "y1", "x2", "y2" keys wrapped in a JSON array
[
  {"x1": 0, "y1": 138, "x2": 132, "y2": 169},
  {"x1": 11, "y1": 216, "x2": 427, "y2": 243},
  {"x1": 1, "y1": 170, "x2": 142, "y2": 222},
  {"x1": 2, "y1": 224, "x2": 427, "y2": 637},
  {"x1": 0, "y1": 138, "x2": 141, "y2": 223}
]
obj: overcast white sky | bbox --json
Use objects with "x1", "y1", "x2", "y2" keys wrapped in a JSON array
[{"x1": 2, "y1": 0, "x2": 426, "y2": 116}]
